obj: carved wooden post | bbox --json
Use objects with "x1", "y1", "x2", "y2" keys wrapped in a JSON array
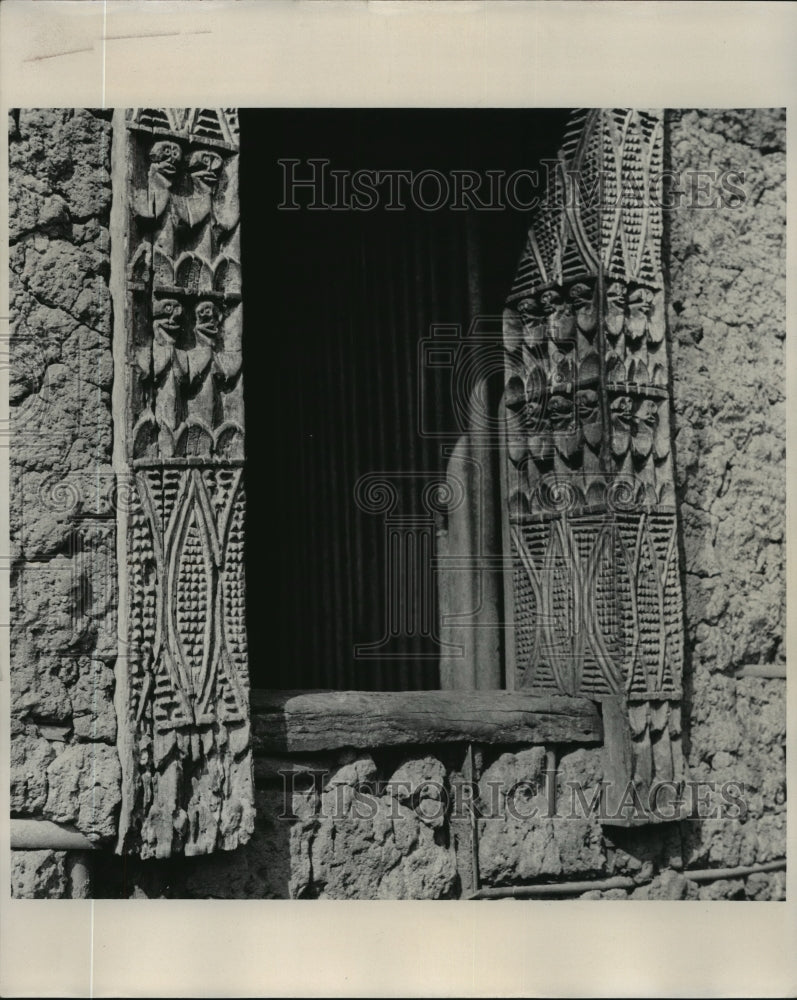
[
  {"x1": 114, "y1": 109, "x2": 254, "y2": 857},
  {"x1": 503, "y1": 110, "x2": 684, "y2": 818}
]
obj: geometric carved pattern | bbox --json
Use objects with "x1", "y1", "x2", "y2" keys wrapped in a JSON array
[
  {"x1": 119, "y1": 109, "x2": 253, "y2": 858},
  {"x1": 511, "y1": 512, "x2": 682, "y2": 700},
  {"x1": 128, "y1": 468, "x2": 248, "y2": 733},
  {"x1": 503, "y1": 109, "x2": 683, "y2": 806}
]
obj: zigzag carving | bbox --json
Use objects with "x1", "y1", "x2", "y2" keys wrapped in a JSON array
[{"x1": 503, "y1": 109, "x2": 684, "y2": 808}]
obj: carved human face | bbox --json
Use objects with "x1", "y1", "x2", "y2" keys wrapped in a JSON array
[
  {"x1": 627, "y1": 286, "x2": 654, "y2": 316},
  {"x1": 540, "y1": 289, "x2": 563, "y2": 316},
  {"x1": 547, "y1": 394, "x2": 575, "y2": 433},
  {"x1": 194, "y1": 300, "x2": 221, "y2": 341},
  {"x1": 516, "y1": 298, "x2": 535, "y2": 325},
  {"x1": 606, "y1": 281, "x2": 626, "y2": 308},
  {"x1": 551, "y1": 353, "x2": 575, "y2": 388},
  {"x1": 569, "y1": 282, "x2": 592, "y2": 308},
  {"x1": 188, "y1": 150, "x2": 223, "y2": 190},
  {"x1": 153, "y1": 298, "x2": 183, "y2": 340},
  {"x1": 526, "y1": 395, "x2": 550, "y2": 435},
  {"x1": 636, "y1": 399, "x2": 658, "y2": 426},
  {"x1": 149, "y1": 141, "x2": 182, "y2": 182},
  {"x1": 576, "y1": 390, "x2": 600, "y2": 421}
]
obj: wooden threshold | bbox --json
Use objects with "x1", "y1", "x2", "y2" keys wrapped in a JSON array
[{"x1": 250, "y1": 689, "x2": 603, "y2": 754}]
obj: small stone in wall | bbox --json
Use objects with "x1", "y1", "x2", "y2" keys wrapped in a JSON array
[
  {"x1": 44, "y1": 743, "x2": 121, "y2": 841},
  {"x1": 71, "y1": 657, "x2": 117, "y2": 743},
  {"x1": 10, "y1": 850, "x2": 68, "y2": 899},
  {"x1": 580, "y1": 888, "x2": 628, "y2": 900},
  {"x1": 10, "y1": 728, "x2": 55, "y2": 813},
  {"x1": 697, "y1": 877, "x2": 746, "y2": 901},
  {"x1": 387, "y1": 756, "x2": 448, "y2": 828},
  {"x1": 745, "y1": 870, "x2": 786, "y2": 901},
  {"x1": 630, "y1": 870, "x2": 699, "y2": 900},
  {"x1": 11, "y1": 638, "x2": 73, "y2": 723},
  {"x1": 319, "y1": 755, "x2": 378, "y2": 819},
  {"x1": 478, "y1": 747, "x2": 546, "y2": 817}
]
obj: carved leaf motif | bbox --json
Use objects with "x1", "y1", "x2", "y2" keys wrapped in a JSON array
[
  {"x1": 130, "y1": 244, "x2": 152, "y2": 285},
  {"x1": 610, "y1": 396, "x2": 633, "y2": 456},
  {"x1": 570, "y1": 281, "x2": 597, "y2": 336},
  {"x1": 212, "y1": 256, "x2": 241, "y2": 295},
  {"x1": 648, "y1": 290, "x2": 666, "y2": 344},
  {"x1": 551, "y1": 353, "x2": 575, "y2": 388},
  {"x1": 504, "y1": 374, "x2": 526, "y2": 411},
  {"x1": 627, "y1": 359, "x2": 649, "y2": 384},
  {"x1": 630, "y1": 399, "x2": 658, "y2": 459},
  {"x1": 542, "y1": 289, "x2": 575, "y2": 346},
  {"x1": 175, "y1": 422, "x2": 214, "y2": 457},
  {"x1": 214, "y1": 422, "x2": 245, "y2": 459},
  {"x1": 503, "y1": 307, "x2": 524, "y2": 353},
  {"x1": 577, "y1": 390, "x2": 602, "y2": 448},
  {"x1": 606, "y1": 351, "x2": 625, "y2": 383},
  {"x1": 653, "y1": 400, "x2": 671, "y2": 461},
  {"x1": 605, "y1": 282, "x2": 626, "y2": 337},
  {"x1": 578, "y1": 351, "x2": 600, "y2": 384},
  {"x1": 153, "y1": 249, "x2": 175, "y2": 287},
  {"x1": 626, "y1": 286, "x2": 653, "y2": 343}
]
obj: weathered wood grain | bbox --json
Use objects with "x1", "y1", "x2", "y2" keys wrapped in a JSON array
[{"x1": 250, "y1": 689, "x2": 602, "y2": 753}]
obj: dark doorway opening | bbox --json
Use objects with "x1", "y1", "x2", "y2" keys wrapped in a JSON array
[{"x1": 240, "y1": 108, "x2": 572, "y2": 690}]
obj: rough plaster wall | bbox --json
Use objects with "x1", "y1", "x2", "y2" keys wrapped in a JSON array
[
  {"x1": 9, "y1": 109, "x2": 120, "y2": 897},
  {"x1": 103, "y1": 741, "x2": 784, "y2": 901},
  {"x1": 667, "y1": 108, "x2": 786, "y2": 893}
]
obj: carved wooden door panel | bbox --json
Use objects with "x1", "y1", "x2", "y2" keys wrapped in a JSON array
[
  {"x1": 115, "y1": 109, "x2": 254, "y2": 857},
  {"x1": 503, "y1": 110, "x2": 684, "y2": 811}
]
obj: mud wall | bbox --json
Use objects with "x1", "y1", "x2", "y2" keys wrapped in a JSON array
[
  {"x1": 666, "y1": 108, "x2": 787, "y2": 890},
  {"x1": 9, "y1": 109, "x2": 120, "y2": 897}
]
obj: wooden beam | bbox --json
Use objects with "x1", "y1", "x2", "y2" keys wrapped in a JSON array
[
  {"x1": 600, "y1": 696, "x2": 635, "y2": 825},
  {"x1": 250, "y1": 690, "x2": 602, "y2": 754},
  {"x1": 734, "y1": 663, "x2": 786, "y2": 679},
  {"x1": 11, "y1": 819, "x2": 99, "y2": 851}
]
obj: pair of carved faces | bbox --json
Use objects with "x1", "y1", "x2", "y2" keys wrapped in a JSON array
[
  {"x1": 610, "y1": 394, "x2": 659, "y2": 459},
  {"x1": 547, "y1": 390, "x2": 601, "y2": 453},
  {"x1": 147, "y1": 141, "x2": 223, "y2": 191},
  {"x1": 152, "y1": 298, "x2": 221, "y2": 344}
]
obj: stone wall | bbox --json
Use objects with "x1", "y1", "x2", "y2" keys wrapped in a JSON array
[
  {"x1": 667, "y1": 108, "x2": 787, "y2": 893},
  {"x1": 9, "y1": 109, "x2": 120, "y2": 897}
]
